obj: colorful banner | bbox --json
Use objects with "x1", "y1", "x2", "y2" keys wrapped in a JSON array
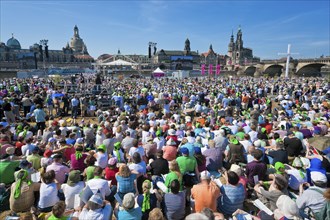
[
  {"x1": 216, "y1": 64, "x2": 221, "y2": 75},
  {"x1": 201, "y1": 64, "x2": 205, "y2": 75},
  {"x1": 209, "y1": 64, "x2": 213, "y2": 75}
]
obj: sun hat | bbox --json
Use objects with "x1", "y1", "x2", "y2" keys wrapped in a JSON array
[
  {"x1": 6, "y1": 147, "x2": 15, "y2": 155},
  {"x1": 67, "y1": 170, "x2": 81, "y2": 187},
  {"x1": 230, "y1": 164, "x2": 242, "y2": 176},
  {"x1": 275, "y1": 195, "x2": 299, "y2": 219},
  {"x1": 108, "y1": 157, "x2": 117, "y2": 166},
  {"x1": 89, "y1": 193, "x2": 103, "y2": 206},
  {"x1": 168, "y1": 129, "x2": 176, "y2": 136},
  {"x1": 229, "y1": 135, "x2": 239, "y2": 145},
  {"x1": 166, "y1": 138, "x2": 176, "y2": 146},
  {"x1": 97, "y1": 144, "x2": 107, "y2": 152},
  {"x1": 275, "y1": 162, "x2": 285, "y2": 174},
  {"x1": 311, "y1": 171, "x2": 327, "y2": 183},
  {"x1": 122, "y1": 193, "x2": 135, "y2": 210}
]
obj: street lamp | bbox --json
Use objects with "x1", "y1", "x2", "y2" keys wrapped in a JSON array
[{"x1": 39, "y1": 39, "x2": 48, "y2": 77}]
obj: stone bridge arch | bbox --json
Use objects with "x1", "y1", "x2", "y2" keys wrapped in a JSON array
[
  {"x1": 263, "y1": 64, "x2": 284, "y2": 77},
  {"x1": 244, "y1": 66, "x2": 257, "y2": 76},
  {"x1": 295, "y1": 63, "x2": 327, "y2": 76}
]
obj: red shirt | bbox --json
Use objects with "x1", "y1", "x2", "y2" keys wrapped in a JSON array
[
  {"x1": 63, "y1": 146, "x2": 76, "y2": 162},
  {"x1": 105, "y1": 167, "x2": 119, "y2": 185}
]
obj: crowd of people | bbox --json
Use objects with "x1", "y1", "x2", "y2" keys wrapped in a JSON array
[{"x1": 0, "y1": 75, "x2": 330, "y2": 220}]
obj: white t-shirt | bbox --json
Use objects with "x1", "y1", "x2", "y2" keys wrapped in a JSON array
[
  {"x1": 95, "y1": 152, "x2": 108, "y2": 169},
  {"x1": 38, "y1": 182, "x2": 59, "y2": 208},
  {"x1": 61, "y1": 181, "x2": 85, "y2": 209}
]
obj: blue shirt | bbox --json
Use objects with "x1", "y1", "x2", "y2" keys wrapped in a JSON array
[
  {"x1": 217, "y1": 184, "x2": 245, "y2": 215},
  {"x1": 33, "y1": 108, "x2": 46, "y2": 122},
  {"x1": 118, "y1": 207, "x2": 142, "y2": 220},
  {"x1": 116, "y1": 174, "x2": 136, "y2": 194}
]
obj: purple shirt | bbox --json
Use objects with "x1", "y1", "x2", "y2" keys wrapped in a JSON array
[
  {"x1": 70, "y1": 154, "x2": 87, "y2": 172},
  {"x1": 245, "y1": 160, "x2": 267, "y2": 186},
  {"x1": 203, "y1": 148, "x2": 223, "y2": 171},
  {"x1": 46, "y1": 162, "x2": 70, "y2": 184}
]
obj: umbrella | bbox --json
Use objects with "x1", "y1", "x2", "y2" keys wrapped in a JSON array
[{"x1": 52, "y1": 93, "x2": 64, "y2": 99}]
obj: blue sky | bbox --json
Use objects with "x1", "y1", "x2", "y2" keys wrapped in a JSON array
[{"x1": 1, "y1": 0, "x2": 329, "y2": 59}]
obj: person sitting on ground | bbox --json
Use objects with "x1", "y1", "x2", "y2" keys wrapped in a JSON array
[
  {"x1": 117, "y1": 192, "x2": 142, "y2": 220},
  {"x1": 163, "y1": 179, "x2": 186, "y2": 220},
  {"x1": 191, "y1": 170, "x2": 220, "y2": 213},
  {"x1": 217, "y1": 171, "x2": 245, "y2": 217},
  {"x1": 79, "y1": 193, "x2": 113, "y2": 220}
]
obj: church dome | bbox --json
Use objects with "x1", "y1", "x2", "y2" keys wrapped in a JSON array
[
  {"x1": 6, "y1": 35, "x2": 21, "y2": 50},
  {"x1": 70, "y1": 37, "x2": 84, "y2": 52}
]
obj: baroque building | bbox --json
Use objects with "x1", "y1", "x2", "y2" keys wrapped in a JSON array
[
  {"x1": 226, "y1": 26, "x2": 259, "y2": 67},
  {"x1": 153, "y1": 38, "x2": 200, "y2": 70},
  {"x1": 0, "y1": 26, "x2": 93, "y2": 71}
]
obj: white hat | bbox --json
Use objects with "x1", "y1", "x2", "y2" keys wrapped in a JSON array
[
  {"x1": 230, "y1": 164, "x2": 242, "y2": 176},
  {"x1": 89, "y1": 193, "x2": 103, "y2": 206},
  {"x1": 275, "y1": 195, "x2": 299, "y2": 219},
  {"x1": 168, "y1": 129, "x2": 176, "y2": 136},
  {"x1": 311, "y1": 171, "x2": 327, "y2": 183},
  {"x1": 200, "y1": 170, "x2": 211, "y2": 180},
  {"x1": 76, "y1": 138, "x2": 84, "y2": 144},
  {"x1": 166, "y1": 138, "x2": 176, "y2": 146}
]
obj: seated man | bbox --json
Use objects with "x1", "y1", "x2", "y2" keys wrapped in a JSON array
[
  {"x1": 191, "y1": 170, "x2": 220, "y2": 213},
  {"x1": 216, "y1": 171, "x2": 245, "y2": 217}
]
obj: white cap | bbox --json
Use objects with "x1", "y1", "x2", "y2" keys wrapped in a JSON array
[
  {"x1": 200, "y1": 170, "x2": 211, "y2": 180},
  {"x1": 311, "y1": 171, "x2": 327, "y2": 183}
]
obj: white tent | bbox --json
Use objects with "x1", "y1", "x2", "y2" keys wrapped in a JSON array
[
  {"x1": 152, "y1": 67, "x2": 165, "y2": 73},
  {"x1": 101, "y1": 59, "x2": 137, "y2": 66}
]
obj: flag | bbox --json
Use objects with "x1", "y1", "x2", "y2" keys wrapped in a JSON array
[
  {"x1": 201, "y1": 64, "x2": 205, "y2": 75},
  {"x1": 216, "y1": 64, "x2": 221, "y2": 75},
  {"x1": 209, "y1": 64, "x2": 213, "y2": 75}
]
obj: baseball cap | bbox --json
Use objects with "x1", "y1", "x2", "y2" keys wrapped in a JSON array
[
  {"x1": 180, "y1": 147, "x2": 189, "y2": 155},
  {"x1": 311, "y1": 171, "x2": 327, "y2": 183}
]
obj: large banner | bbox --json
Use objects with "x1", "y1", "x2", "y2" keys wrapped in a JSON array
[
  {"x1": 201, "y1": 64, "x2": 205, "y2": 75},
  {"x1": 209, "y1": 64, "x2": 213, "y2": 75},
  {"x1": 216, "y1": 64, "x2": 221, "y2": 75}
]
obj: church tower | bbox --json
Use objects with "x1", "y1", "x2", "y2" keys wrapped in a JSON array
[
  {"x1": 227, "y1": 30, "x2": 234, "y2": 58},
  {"x1": 74, "y1": 25, "x2": 80, "y2": 37},
  {"x1": 235, "y1": 25, "x2": 243, "y2": 64},
  {"x1": 184, "y1": 38, "x2": 191, "y2": 55}
]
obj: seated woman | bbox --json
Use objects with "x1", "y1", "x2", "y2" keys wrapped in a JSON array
[
  {"x1": 157, "y1": 160, "x2": 182, "y2": 193},
  {"x1": 9, "y1": 169, "x2": 40, "y2": 213},
  {"x1": 115, "y1": 164, "x2": 137, "y2": 199},
  {"x1": 38, "y1": 170, "x2": 60, "y2": 213},
  {"x1": 117, "y1": 193, "x2": 142, "y2": 220},
  {"x1": 137, "y1": 180, "x2": 159, "y2": 220}
]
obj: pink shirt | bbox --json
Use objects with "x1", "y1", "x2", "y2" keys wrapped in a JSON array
[{"x1": 46, "y1": 162, "x2": 70, "y2": 184}]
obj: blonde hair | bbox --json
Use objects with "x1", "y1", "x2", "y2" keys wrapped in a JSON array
[
  {"x1": 118, "y1": 164, "x2": 131, "y2": 178},
  {"x1": 169, "y1": 160, "x2": 182, "y2": 181},
  {"x1": 148, "y1": 208, "x2": 165, "y2": 220},
  {"x1": 116, "y1": 126, "x2": 122, "y2": 133}
]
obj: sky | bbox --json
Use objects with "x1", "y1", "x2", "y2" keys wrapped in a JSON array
[{"x1": 1, "y1": 0, "x2": 329, "y2": 60}]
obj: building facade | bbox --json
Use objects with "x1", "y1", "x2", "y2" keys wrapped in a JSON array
[
  {"x1": 226, "y1": 26, "x2": 259, "y2": 67},
  {"x1": 153, "y1": 38, "x2": 200, "y2": 70},
  {"x1": 0, "y1": 26, "x2": 94, "y2": 71}
]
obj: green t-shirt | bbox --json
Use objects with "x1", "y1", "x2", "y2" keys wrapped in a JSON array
[
  {"x1": 165, "y1": 171, "x2": 182, "y2": 192},
  {"x1": 176, "y1": 156, "x2": 197, "y2": 174},
  {"x1": 86, "y1": 166, "x2": 95, "y2": 180},
  {"x1": 0, "y1": 160, "x2": 20, "y2": 184},
  {"x1": 48, "y1": 214, "x2": 69, "y2": 220}
]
